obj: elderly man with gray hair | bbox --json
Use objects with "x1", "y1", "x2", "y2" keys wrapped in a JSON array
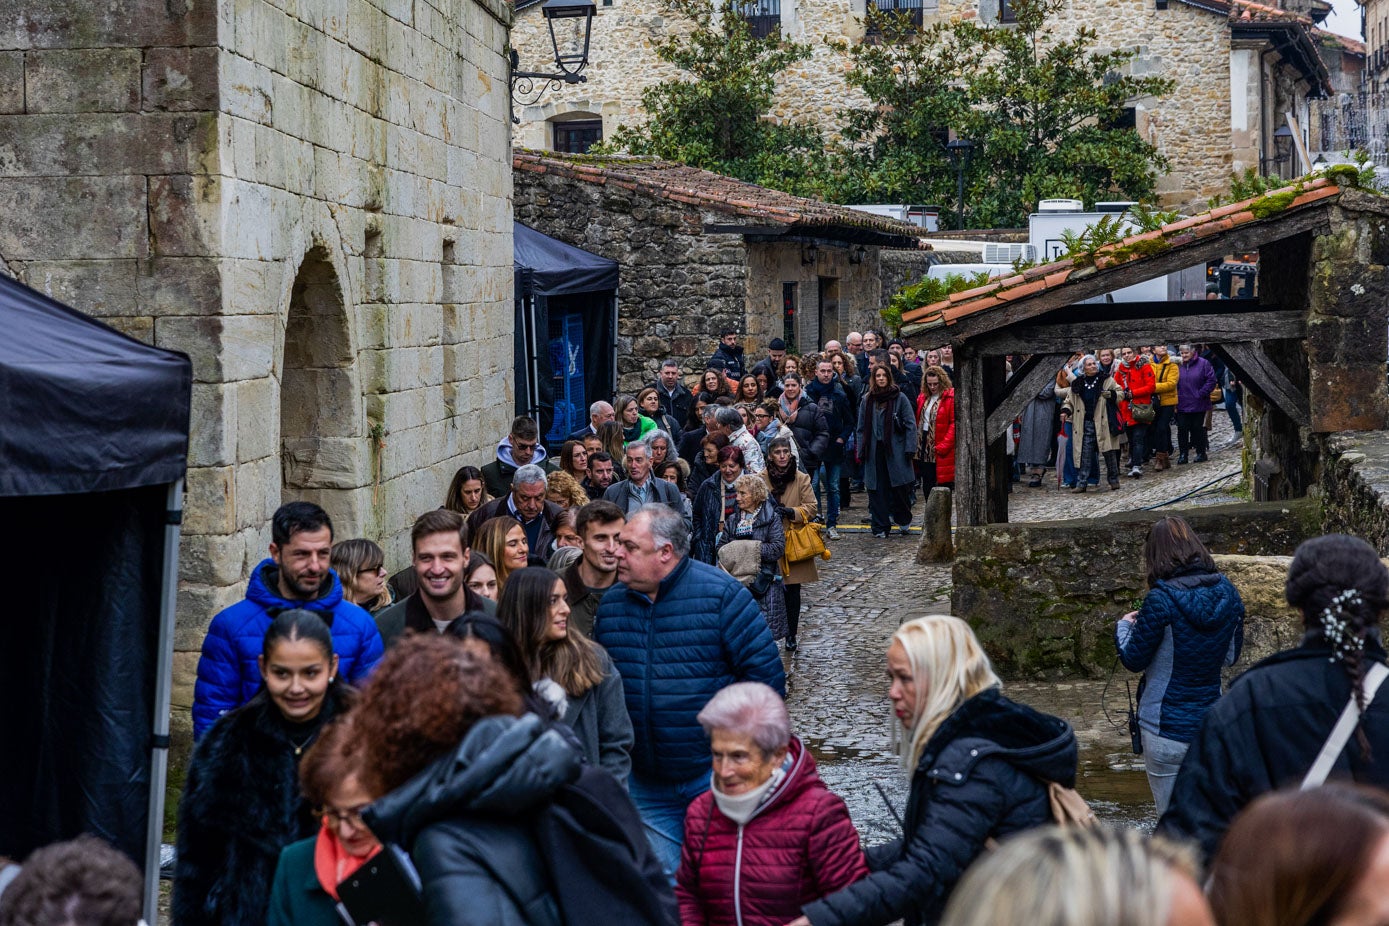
[
  {"x1": 675, "y1": 682, "x2": 868, "y2": 925},
  {"x1": 595, "y1": 505, "x2": 784, "y2": 878},
  {"x1": 466, "y1": 463, "x2": 562, "y2": 563},
  {"x1": 569, "y1": 399, "x2": 616, "y2": 443},
  {"x1": 712, "y1": 405, "x2": 765, "y2": 474}
]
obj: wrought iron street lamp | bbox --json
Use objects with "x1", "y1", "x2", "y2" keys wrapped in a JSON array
[
  {"x1": 509, "y1": 0, "x2": 597, "y2": 123},
  {"x1": 945, "y1": 138, "x2": 976, "y2": 231}
]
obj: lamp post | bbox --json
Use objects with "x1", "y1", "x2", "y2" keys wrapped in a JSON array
[
  {"x1": 945, "y1": 138, "x2": 976, "y2": 231},
  {"x1": 509, "y1": 0, "x2": 598, "y2": 124}
]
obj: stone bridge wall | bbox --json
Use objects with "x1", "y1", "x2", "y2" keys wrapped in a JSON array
[
  {"x1": 1322, "y1": 430, "x2": 1389, "y2": 553},
  {"x1": 951, "y1": 499, "x2": 1323, "y2": 678}
]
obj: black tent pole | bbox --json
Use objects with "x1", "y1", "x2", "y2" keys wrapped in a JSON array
[{"x1": 143, "y1": 478, "x2": 184, "y2": 923}]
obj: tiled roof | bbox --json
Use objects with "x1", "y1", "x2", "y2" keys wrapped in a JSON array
[
  {"x1": 1229, "y1": 0, "x2": 1313, "y2": 24},
  {"x1": 513, "y1": 150, "x2": 931, "y2": 247},
  {"x1": 1315, "y1": 28, "x2": 1366, "y2": 55},
  {"x1": 900, "y1": 178, "x2": 1341, "y2": 330}
]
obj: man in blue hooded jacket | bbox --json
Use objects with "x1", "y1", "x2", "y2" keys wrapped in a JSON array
[
  {"x1": 594, "y1": 504, "x2": 785, "y2": 875},
  {"x1": 191, "y1": 501, "x2": 384, "y2": 737}
]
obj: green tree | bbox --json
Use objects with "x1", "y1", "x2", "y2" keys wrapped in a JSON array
[
  {"x1": 830, "y1": 0, "x2": 1174, "y2": 227},
  {"x1": 599, "y1": 0, "x2": 826, "y2": 192}
]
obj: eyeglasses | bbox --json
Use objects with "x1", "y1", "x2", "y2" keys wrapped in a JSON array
[
  {"x1": 513, "y1": 441, "x2": 537, "y2": 451},
  {"x1": 753, "y1": 412, "x2": 771, "y2": 420},
  {"x1": 358, "y1": 564, "x2": 386, "y2": 576},
  {"x1": 320, "y1": 804, "x2": 369, "y2": 827}
]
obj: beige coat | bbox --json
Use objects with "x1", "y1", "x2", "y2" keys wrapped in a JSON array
[
  {"x1": 1058, "y1": 377, "x2": 1124, "y2": 466},
  {"x1": 762, "y1": 469, "x2": 819, "y2": 585}
]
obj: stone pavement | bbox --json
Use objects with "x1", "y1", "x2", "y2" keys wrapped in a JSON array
[{"x1": 778, "y1": 419, "x2": 1250, "y2": 840}]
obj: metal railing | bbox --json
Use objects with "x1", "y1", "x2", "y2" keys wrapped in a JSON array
[{"x1": 739, "y1": 0, "x2": 781, "y2": 38}]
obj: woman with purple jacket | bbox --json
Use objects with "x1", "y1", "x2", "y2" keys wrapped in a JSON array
[{"x1": 1175, "y1": 343, "x2": 1217, "y2": 464}]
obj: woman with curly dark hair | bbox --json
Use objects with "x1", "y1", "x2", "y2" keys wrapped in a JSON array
[
  {"x1": 498, "y1": 567, "x2": 633, "y2": 784},
  {"x1": 356, "y1": 635, "x2": 672, "y2": 925},
  {"x1": 1160, "y1": 533, "x2": 1389, "y2": 862},
  {"x1": 175, "y1": 610, "x2": 355, "y2": 926}
]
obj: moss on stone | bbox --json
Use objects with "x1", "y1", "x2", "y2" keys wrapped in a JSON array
[
  {"x1": 1109, "y1": 237, "x2": 1172, "y2": 263},
  {"x1": 1325, "y1": 163, "x2": 1363, "y2": 187},
  {"x1": 1250, "y1": 189, "x2": 1298, "y2": 220}
]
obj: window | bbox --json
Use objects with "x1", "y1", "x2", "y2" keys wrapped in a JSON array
[
  {"x1": 782, "y1": 282, "x2": 798, "y2": 351},
  {"x1": 867, "y1": 0, "x2": 935, "y2": 31},
  {"x1": 739, "y1": 0, "x2": 781, "y2": 38},
  {"x1": 553, "y1": 119, "x2": 603, "y2": 154},
  {"x1": 998, "y1": 0, "x2": 1015, "y2": 22}
]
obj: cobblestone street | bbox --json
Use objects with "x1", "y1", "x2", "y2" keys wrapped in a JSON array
[{"x1": 785, "y1": 413, "x2": 1249, "y2": 842}]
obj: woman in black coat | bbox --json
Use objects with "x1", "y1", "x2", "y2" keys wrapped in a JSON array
[
  {"x1": 1159, "y1": 534, "x2": 1389, "y2": 863},
  {"x1": 795, "y1": 616, "x2": 1077, "y2": 926},
  {"x1": 691, "y1": 445, "x2": 745, "y2": 565},
  {"x1": 174, "y1": 610, "x2": 355, "y2": 926},
  {"x1": 779, "y1": 373, "x2": 830, "y2": 474}
]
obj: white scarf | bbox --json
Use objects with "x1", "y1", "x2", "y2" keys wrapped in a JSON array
[{"x1": 710, "y1": 766, "x2": 786, "y2": 825}]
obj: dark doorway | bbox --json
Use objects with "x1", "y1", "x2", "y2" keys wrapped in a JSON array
[
  {"x1": 782, "y1": 282, "x2": 798, "y2": 352},
  {"x1": 818, "y1": 276, "x2": 839, "y2": 349}
]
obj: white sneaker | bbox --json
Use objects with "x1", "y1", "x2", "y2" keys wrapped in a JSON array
[
  {"x1": 1128, "y1": 466, "x2": 1142, "y2": 478},
  {"x1": 826, "y1": 527, "x2": 841, "y2": 540}
]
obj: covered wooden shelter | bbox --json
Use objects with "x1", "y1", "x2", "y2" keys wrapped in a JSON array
[{"x1": 901, "y1": 179, "x2": 1389, "y2": 525}]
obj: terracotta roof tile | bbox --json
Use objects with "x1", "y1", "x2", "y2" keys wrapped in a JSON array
[
  {"x1": 513, "y1": 149, "x2": 931, "y2": 246},
  {"x1": 899, "y1": 180, "x2": 1344, "y2": 329}
]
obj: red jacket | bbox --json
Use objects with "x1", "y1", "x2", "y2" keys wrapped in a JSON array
[
  {"x1": 676, "y1": 739, "x2": 867, "y2": 926},
  {"x1": 915, "y1": 389, "x2": 957, "y2": 484},
  {"x1": 1113, "y1": 361, "x2": 1156, "y2": 427}
]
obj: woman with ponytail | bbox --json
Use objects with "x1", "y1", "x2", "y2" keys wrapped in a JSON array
[{"x1": 1159, "y1": 533, "x2": 1389, "y2": 863}]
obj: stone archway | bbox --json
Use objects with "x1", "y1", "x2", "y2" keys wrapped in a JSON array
[{"x1": 280, "y1": 247, "x2": 366, "y2": 533}]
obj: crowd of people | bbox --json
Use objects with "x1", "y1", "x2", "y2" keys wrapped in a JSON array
[{"x1": 4, "y1": 333, "x2": 1388, "y2": 926}]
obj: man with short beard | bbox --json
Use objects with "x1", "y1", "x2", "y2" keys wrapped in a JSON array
[
  {"x1": 583, "y1": 452, "x2": 618, "y2": 500},
  {"x1": 560, "y1": 500, "x2": 625, "y2": 636},
  {"x1": 374, "y1": 509, "x2": 494, "y2": 648},
  {"x1": 192, "y1": 501, "x2": 383, "y2": 738}
]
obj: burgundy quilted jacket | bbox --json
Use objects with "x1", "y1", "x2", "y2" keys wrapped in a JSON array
[{"x1": 676, "y1": 738, "x2": 869, "y2": 926}]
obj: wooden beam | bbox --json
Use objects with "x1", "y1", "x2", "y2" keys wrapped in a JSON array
[
  {"x1": 954, "y1": 347, "x2": 990, "y2": 526},
  {"x1": 975, "y1": 310, "x2": 1306, "y2": 355},
  {"x1": 1213, "y1": 341, "x2": 1312, "y2": 429},
  {"x1": 939, "y1": 209, "x2": 1330, "y2": 343},
  {"x1": 983, "y1": 356, "x2": 1011, "y2": 524},
  {"x1": 987, "y1": 353, "x2": 1070, "y2": 438}
]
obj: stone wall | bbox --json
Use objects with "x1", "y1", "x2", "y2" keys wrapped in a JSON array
[
  {"x1": 512, "y1": 0, "x2": 1293, "y2": 211},
  {"x1": 2, "y1": 0, "x2": 514, "y2": 751},
  {"x1": 951, "y1": 499, "x2": 1322, "y2": 678},
  {"x1": 745, "y1": 240, "x2": 888, "y2": 352},
  {"x1": 1322, "y1": 431, "x2": 1389, "y2": 553}
]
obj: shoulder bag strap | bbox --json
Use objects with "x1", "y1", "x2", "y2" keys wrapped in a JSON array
[{"x1": 1302, "y1": 661, "x2": 1389, "y2": 790}]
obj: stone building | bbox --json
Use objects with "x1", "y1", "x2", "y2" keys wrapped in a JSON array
[
  {"x1": 513, "y1": 0, "x2": 1334, "y2": 208},
  {"x1": 512, "y1": 150, "x2": 929, "y2": 390},
  {"x1": 1, "y1": 1, "x2": 514, "y2": 718}
]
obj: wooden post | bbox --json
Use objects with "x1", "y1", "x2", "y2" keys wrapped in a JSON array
[{"x1": 954, "y1": 346, "x2": 989, "y2": 526}]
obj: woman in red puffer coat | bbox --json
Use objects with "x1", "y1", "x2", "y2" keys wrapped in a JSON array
[
  {"x1": 914, "y1": 365, "x2": 956, "y2": 491},
  {"x1": 677, "y1": 683, "x2": 868, "y2": 926}
]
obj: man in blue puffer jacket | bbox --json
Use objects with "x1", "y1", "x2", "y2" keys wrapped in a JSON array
[
  {"x1": 1117, "y1": 524, "x2": 1244, "y2": 815},
  {"x1": 595, "y1": 504, "x2": 785, "y2": 875},
  {"x1": 191, "y1": 501, "x2": 384, "y2": 738}
]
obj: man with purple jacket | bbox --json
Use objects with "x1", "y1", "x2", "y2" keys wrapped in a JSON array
[{"x1": 1176, "y1": 343, "x2": 1217, "y2": 464}]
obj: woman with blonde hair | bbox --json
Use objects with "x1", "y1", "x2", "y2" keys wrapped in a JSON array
[
  {"x1": 329, "y1": 538, "x2": 392, "y2": 614},
  {"x1": 796, "y1": 616, "x2": 1078, "y2": 926},
  {"x1": 597, "y1": 420, "x2": 628, "y2": 479},
  {"x1": 472, "y1": 516, "x2": 529, "y2": 592},
  {"x1": 545, "y1": 469, "x2": 591, "y2": 510},
  {"x1": 939, "y1": 826, "x2": 1212, "y2": 926}
]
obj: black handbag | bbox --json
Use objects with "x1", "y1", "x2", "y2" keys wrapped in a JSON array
[{"x1": 748, "y1": 566, "x2": 776, "y2": 599}]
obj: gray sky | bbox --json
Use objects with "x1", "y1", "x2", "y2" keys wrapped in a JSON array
[{"x1": 1323, "y1": 0, "x2": 1362, "y2": 39}]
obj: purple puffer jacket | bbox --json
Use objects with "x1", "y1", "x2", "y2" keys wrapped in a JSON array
[{"x1": 1176, "y1": 355, "x2": 1217, "y2": 413}]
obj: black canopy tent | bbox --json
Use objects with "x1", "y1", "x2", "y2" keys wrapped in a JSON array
[
  {"x1": 0, "y1": 272, "x2": 191, "y2": 921},
  {"x1": 513, "y1": 221, "x2": 619, "y2": 444}
]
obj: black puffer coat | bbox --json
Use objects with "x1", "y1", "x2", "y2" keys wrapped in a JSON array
[
  {"x1": 1158, "y1": 638, "x2": 1389, "y2": 863},
  {"x1": 803, "y1": 688, "x2": 1077, "y2": 926},
  {"x1": 173, "y1": 687, "x2": 352, "y2": 926},
  {"x1": 364, "y1": 714, "x2": 673, "y2": 926}
]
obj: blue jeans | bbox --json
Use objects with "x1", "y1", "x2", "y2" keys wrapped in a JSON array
[
  {"x1": 627, "y1": 771, "x2": 710, "y2": 876},
  {"x1": 1061, "y1": 421, "x2": 1078, "y2": 487},
  {"x1": 1224, "y1": 386, "x2": 1243, "y2": 432},
  {"x1": 1142, "y1": 730, "x2": 1188, "y2": 816},
  {"x1": 814, "y1": 460, "x2": 842, "y2": 527}
]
